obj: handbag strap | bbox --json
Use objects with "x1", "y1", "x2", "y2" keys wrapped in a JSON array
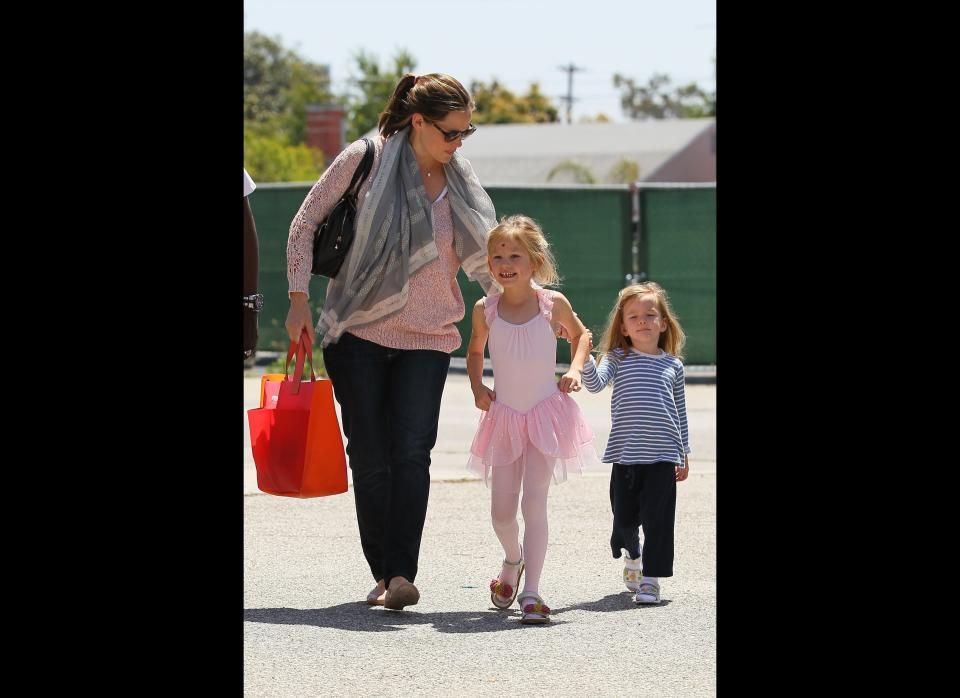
[
  {"x1": 344, "y1": 138, "x2": 375, "y2": 199},
  {"x1": 284, "y1": 330, "x2": 316, "y2": 394}
]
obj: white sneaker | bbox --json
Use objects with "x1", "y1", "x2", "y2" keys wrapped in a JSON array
[{"x1": 622, "y1": 547, "x2": 642, "y2": 591}]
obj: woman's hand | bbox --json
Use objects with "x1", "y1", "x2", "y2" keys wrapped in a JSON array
[
  {"x1": 472, "y1": 383, "x2": 496, "y2": 411},
  {"x1": 558, "y1": 368, "x2": 582, "y2": 393},
  {"x1": 676, "y1": 456, "x2": 690, "y2": 482},
  {"x1": 285, "y1": 292, "x2": 315, "y2": 345}
]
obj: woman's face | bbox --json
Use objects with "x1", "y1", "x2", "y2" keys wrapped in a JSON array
[{"x1": 410, "y1": 109, "x2": 473, "y2": 164}]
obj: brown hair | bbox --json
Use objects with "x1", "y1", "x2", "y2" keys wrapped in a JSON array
[
  {"x1": 598, "y1": 281, "x2": 686, "y2": 360},
  {"x1": 379, "y1": 73, "x2": 475, "y2": 138},
  {"x1": 487, "y1": 215, "x2": 560, "y2": 286}
]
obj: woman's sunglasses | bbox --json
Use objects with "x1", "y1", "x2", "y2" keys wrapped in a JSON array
[{"x1": 427, "y1": 120, "x2": 477, "y2": 142}]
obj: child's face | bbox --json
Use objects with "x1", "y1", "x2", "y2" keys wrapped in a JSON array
[
  {"x1": 620, "y1": 295, "x2": 666, "y2": 352},
  {"x1": 489, "y1": 237, "x2": 537, "y2": 288}
]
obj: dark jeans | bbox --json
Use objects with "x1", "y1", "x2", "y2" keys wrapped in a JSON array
[
  {"x1": 323, "y1": 332, "x2": 450, "y2": 585},
  {"x1": 609, "y1": 461, "x2": 677, "y2": 577}
]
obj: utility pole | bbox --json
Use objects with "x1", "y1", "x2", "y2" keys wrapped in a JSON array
[{"x1": 557, "y1": 63, "x2": 585, "y2": 124}]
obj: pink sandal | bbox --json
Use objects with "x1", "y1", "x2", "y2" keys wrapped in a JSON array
[
  {"x1": 517, "y1": 591, "x2": 551, "y2": 625},
  {"x1": 489, "y1": 551, "x2": 524, "y2": 609}
]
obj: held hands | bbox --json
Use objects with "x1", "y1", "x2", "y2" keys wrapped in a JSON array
[
  {"x1": 472, "y1": 383, "x2": 496, "y2": 411},
  {"x1": 556, "y1": 323, "x2": 591, "y2": 346},
  {"x1": 558, "y1": 369, "x2": 582, "y2": 393},
  {"x1": 555, "y1": 315, "x2": 588, "y2": 392},
  {"x1": 556, "y1": 317, "x2": 592, "y2": 347},
  {"x1": 676, "y1": 456, "x2": 690, "y2": 482}
]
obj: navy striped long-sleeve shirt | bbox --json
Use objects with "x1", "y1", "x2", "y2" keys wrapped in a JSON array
[{"x1": 581, "y1": 348, "x2": 690, "y2": 465}]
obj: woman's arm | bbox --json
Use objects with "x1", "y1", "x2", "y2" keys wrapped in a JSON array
[
  {"x1": 285, "y1": 139, "x2": 373, "y2": 342},
  {"x1": 286, "y1": 139, "x2": 372, "y2": 298},
  {"x1": 243, "y1": 197, "x2": 259, "y2": 297},
  {"x1": 243, "y1": 196, "x2": 260, "y2": 356}
]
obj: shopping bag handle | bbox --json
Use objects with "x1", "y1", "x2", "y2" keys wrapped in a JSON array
[{"x1": 284, "y1": 330, "x2": 316, "y2": 394}]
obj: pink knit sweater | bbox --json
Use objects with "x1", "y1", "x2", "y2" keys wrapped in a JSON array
[{"x1": 287, "y1": 135, "x2": 468, "y2": 353}]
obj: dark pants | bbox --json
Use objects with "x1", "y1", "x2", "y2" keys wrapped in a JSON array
[
  {"x1": 323, "y1": 332, "x2": 450, "y2": 585},
  {"x1": 609, "y1": 462, "x2": 677, "y2": 577}
]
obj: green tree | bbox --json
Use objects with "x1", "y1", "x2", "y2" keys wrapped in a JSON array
[
  {"x1": 285, "y1": 61, "x2": 334, "y2": 144},
  {"x1": 244, "y1": 31, "x2": 337, "y2": 181},
  {"x1": 344, "y1": 49, "x2": 417, "y2": 141},
  {"x1": 244, "y1": 129, "x2": 325, "y2": 183},
  {"x1": 607, "y1": 158, "x2": 640, "y2": 183},
  {"x1": 547, "y1": 160, "x2": 596, "y2": 184},
  {"x1": 613, "y1": 71, "x2": 715, "y2": 120},
  {"x1": 244, "y1": 31, "x2": 334, "y2": 144},
  {"x1": 470, "y1": 80, "x2": 559, "y2": 124},
  {"x1": 578, "y1": 113, "x2": 612, "y2": 123}
]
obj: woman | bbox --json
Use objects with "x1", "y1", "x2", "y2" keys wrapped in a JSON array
[{"x1": 285, "y1": 73, "x2": 498, "y2": 610}]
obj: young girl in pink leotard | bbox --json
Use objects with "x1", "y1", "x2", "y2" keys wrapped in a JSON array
[{"x1": 466, "y1": 214, "x2": 599, "y2": 624}]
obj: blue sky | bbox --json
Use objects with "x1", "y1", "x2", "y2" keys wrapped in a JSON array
[{"x1": 243, "y1": 0, "x2": 716, "y2": 123}]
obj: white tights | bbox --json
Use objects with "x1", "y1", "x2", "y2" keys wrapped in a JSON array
[{"x1": 489, "y1": 446, "x2": 554, "y2": 595}]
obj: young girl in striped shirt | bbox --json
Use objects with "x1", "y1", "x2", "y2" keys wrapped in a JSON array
[{"x1": 582, "y1": 282, "x2": 690, "y2": 604}]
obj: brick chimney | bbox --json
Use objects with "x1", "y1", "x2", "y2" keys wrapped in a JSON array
[{"x1": 306, "y1": 104, "x2": 347, "y2": 164}]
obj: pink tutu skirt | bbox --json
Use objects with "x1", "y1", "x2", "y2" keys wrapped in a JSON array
[{"x1": 467, "y1": 390, "x2": 600, "y2": 485}]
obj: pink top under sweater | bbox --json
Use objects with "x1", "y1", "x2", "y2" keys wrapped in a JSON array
[{"x1": 287, "y1": 135, "x2": 466, "y2": 353}]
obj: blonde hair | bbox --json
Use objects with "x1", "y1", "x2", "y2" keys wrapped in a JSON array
[
  {"x1": 486, "y1": 215, "x2": 560, "y2": 286},
  {"x1": 379, "y1": 73, "x2": 475, "y2": 138},
  {"x1": 598, "y1": 281, "x2": 686, "y2": 360}
]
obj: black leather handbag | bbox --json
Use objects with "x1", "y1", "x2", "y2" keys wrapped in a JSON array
[{"x1": 311, "y1": 138, "x2": 375, "y2": 278}]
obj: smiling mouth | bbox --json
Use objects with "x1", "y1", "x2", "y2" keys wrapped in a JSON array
[{"x1": 499, "y1": 272, "x2": 517, "y2": 279}]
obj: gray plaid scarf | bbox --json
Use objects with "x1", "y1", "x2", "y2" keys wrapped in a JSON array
[{"x1": 317, "y1": 127, "x2": 498, "y2": 346}]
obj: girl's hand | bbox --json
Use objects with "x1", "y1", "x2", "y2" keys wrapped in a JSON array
[
  {"x1": 676, "y1": 456, "x2": 689, "y2": 482},
  {"x1": 558, "y1": 369, "x2": 582, "y2": 393},
  {"x1": 286, "y1": 293, "x2": 315, "y2": 345},
  {"x1": 472, "y1": 383, "x2": 496, "y2": 411}
]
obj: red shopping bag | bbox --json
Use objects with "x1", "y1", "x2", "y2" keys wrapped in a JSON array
[{"x1": 247, "y1": 332, "x2": 347, "y2": 497}]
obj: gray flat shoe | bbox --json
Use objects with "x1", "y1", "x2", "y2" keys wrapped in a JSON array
[{"x1": 633, "y1": 582, "x2": 661, "y2": 604}]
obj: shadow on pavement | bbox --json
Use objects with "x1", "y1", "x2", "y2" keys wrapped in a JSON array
[
  {"x1": 244, "y1": 603, "x2": 573, "y2": 632},
  {"x1": 556, "y1": 593, "x2": 674, "y2": 613}
]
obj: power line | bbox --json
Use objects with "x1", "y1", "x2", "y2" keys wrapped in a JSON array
[{"x1": 557, "y1": 62, "x2": 586, "y2": 124}]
